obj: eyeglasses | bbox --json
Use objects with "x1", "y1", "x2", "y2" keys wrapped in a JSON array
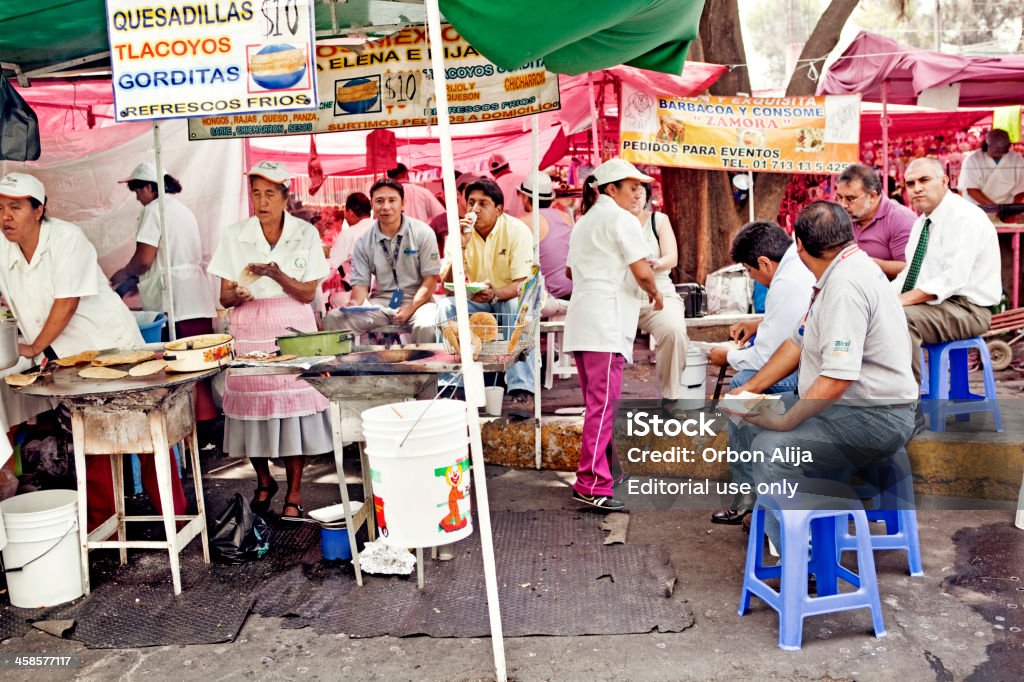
[{"x1": 834, "y1": 192, "x2": 866, "y2": 205}]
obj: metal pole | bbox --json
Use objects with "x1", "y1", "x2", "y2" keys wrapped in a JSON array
[
  {"x1": 424, "y1": 3, "x2": 507, "y2": 680},
  {"x1": 531, "y1": 115, "x2": 542, "y2": 470},
  {"x1": 934, "y1": 1, "x2": 942, "y2": 51},
  {"x1": 152, "y1": 122, "x2": 177, "y2": 341},
  {"x1": 588, "y1": 72, "x2": 601, "y2": 166},
  {"x1": 747, "y1": 171, "x2": 755, "y2": 223},
  {"x1": 882, "y1": 82, "x2": 890, "y2": 200}
]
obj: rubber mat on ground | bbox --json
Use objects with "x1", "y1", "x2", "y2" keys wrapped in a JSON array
[{"x1": 254, "y1": 510, "x2": 693, "y2": 637}]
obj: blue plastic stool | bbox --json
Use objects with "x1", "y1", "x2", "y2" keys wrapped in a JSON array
[
  {"x1": 841, "y1": 451, "x2": 924, "y2": 577},
  {"x1": 738, "y1": 492, "x2": 886, "y2": 650},
  {"x1": 921, "y1": 337, "x2": 1002, "y2": 432}
]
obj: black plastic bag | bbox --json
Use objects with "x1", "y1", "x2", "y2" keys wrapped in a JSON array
[
  {"x1": 0, "y1": 75, "x2": 41, "y2": 161},
  {"x1": 210, "y1": 493, "x2": 272, "y2": 564}
]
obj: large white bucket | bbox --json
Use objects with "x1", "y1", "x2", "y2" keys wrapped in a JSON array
[
  {"x1": 361, "y1": 399, "x2": 473, "y2": 548},
  {"x1": 0, "y1": 490, "x2": 82, "y2": 608},
  {"x1": 679, "y1": 346, "x2": 708, "y2": 409}
]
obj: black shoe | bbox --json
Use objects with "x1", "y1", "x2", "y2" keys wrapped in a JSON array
[
  {"x1": 710, "y1": 508, "x2": 751, "y2": 525},
  {"x1": 507, "y1": 390, "x2": 534, "y2": 419},
  {"x1": 572, "y1": 490, "x2": 627, "y2": 511}
]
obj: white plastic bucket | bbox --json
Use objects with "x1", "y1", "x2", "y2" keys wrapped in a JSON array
[
  {"x1": 679, "y1": 346, "x2": 708, "y2": 409},
  {"x1": 0, "y1": 490, "x2": 82, "y2": 608},
  {"x1": 361, "y1": 399, "x2": 473, "y2": 548}
]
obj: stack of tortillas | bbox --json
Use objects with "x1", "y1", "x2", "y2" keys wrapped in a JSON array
[
  {"x1": 91, "y1": 350, "x2": 155, "y2": 367},
  {"x1": 54, "y1": 350, "x2": 100, "y2": 367}
]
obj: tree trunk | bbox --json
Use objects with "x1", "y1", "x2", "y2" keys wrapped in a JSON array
[
  {"x1": 662, "y1": 0, "x2": 751, "y2": 283},
  {"x1": 753, "y1": 0, "x2": 861, "y2": 220}
]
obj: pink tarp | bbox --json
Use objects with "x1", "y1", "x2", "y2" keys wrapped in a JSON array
[
  {"x1": 820, "y1": 31, "x2": 1024, "y2": 107},
  {"x1": 859, "y1": 107, "x2": 991, "y2": 142},
  {"x1": 14, "y1": 62, "x2": 724, "y2": 176}
]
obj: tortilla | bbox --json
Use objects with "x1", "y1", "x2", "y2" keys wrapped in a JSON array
[
  {"x1": 4, "y1": 372, "x2": 40, "y2": 387},
  {"x1": 441, "y1": 319, "x2": 461, "y2": 352},
  {"x1": 54, "y1": 350, "x2": 100, "y2": 367},
  {"x1": 238, "y1": 266, "x2": 262, "y2": 288},
  {"x1": 128, "y1": 359, "x2": 168, "y2": 377},
  {"x1": 91, "y1": 350, "x2": 155, "y2": 367},
  {"x1": 507, "y1": 323, "x2": 526, "y2": 353},
  {"x1": 469, "y1": 311, "x2": 499, "y2": 342},
  {"x1": 236, "y1": 351, "x2": 297, "y2": 363},
  {"x1": 79, "y1": 366, "x2": 128, "y2": 380}
]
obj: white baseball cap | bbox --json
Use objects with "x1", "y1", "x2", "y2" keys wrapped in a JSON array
[
  {"x1": 592, "y1": 159, "x2": 654, "y2": 185},
  {"x1": 0, "y1": 173, "x2": 46, "y2": 203},
  {"x1": 247, "y1": 160, "x2": 292, "y2": 188},
  {"x1": 516, "y1": 171, "x2": 555, "y2": 200},
  {"x1": 119, "y1": 162, "x2": 158, "y2": 184}
]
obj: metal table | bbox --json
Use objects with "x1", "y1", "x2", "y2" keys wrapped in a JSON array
[{"x1": 17, "y1": 365, "x2": 219, "y2": 595}]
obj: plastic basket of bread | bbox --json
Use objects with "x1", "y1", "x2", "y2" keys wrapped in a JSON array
[{"x1": 436, "y1": 310, "x2": 539, "y2": 361}]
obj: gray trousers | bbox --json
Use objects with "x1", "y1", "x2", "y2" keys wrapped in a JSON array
[
  {"x1": 905, "y1": 296, "x2": 991, "y2": 384},
  {"x1": 749, "y1": 401, "x2": 915, "y2": 552}
]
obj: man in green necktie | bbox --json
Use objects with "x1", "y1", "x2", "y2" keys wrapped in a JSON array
[{"x1": 897, "y1": 157, "x2": 1001, "y2": 384}]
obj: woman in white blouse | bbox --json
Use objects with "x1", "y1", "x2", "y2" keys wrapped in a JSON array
[
  {"x1": 207, "y1": 162, "x2": 331, "y2": 521},
  {"x1": 0, "y1": 172, "x2": 187, "y2": 530}
]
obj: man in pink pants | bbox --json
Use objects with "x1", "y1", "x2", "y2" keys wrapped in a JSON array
[{"x1": 564, "y1": 160, "x2": 663, "y2": 511}]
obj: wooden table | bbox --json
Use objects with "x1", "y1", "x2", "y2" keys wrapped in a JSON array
[{"x1": 17, "y1": 365, "x2": 219, "y2": 595}]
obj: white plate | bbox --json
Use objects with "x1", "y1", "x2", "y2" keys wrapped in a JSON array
[
  {"x1": 308, "y1": 501, "x2": 364, "y2": 524},
  {"x1": 720, "y1": 391, "x2": 782, "y2": 416},
  {"x1": 690, "y1": 340, "x2": 744, "y2": 355}
]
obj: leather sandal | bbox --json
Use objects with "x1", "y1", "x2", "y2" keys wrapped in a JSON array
[
  {"x1": 281, "y1": 501, "x2": 306, "y2": 522},
  {"x1": 251, "y1": 479, "x2": 279, "y2": 514}
]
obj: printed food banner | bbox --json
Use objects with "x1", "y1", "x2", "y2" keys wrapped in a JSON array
[
  {"x1": 106, "y1": 0, "x2": 318, "y2": 122},
  {"x1": 619, "y1": 85, "x2": 860, "y2": 174},
  {"x1": 186, "y1": 24, "x2": 561, "y2": 140}
]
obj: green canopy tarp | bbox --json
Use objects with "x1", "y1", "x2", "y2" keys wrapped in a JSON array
[{"x1": 440, "y1": 0, "x2": 705, "y2": 76}]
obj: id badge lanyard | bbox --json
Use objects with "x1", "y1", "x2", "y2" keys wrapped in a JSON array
[{"x1": 380, "y1": 233, "x2": 404, "y2": 306}]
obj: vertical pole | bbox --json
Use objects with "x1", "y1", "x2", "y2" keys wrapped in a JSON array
[
  {"x1": 934, "y1": 1, "x2": 942, "y2": 50},
  {"x1": 152, "y1": 122, "x2": 177, "y2": 341},
  {"x1": 531, "y1": 115, "x2": 542, "y2": 470},
  {"x1": 747, "y1": 171, "x2": 755, "y2": 223},
  {"x1": 588, "y1": 72, "x2": 601, "y2": 166},
  {"x1": 882, "y1": 82, "x2": 890, "y2": 200},
  {"x1": 424, "y1": 3, "x2": 507, "y2": 680}
]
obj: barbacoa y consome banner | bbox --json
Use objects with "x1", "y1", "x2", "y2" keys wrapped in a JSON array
[
  {"x1": 186, "y1": 24, "x2": 561, "y2": 140},
  {"x1": 619, "y1": 84, "x2": 861, "y2": 174},
  {"x1": 106, "y1": 0, "x2": 318, "y2": 122}
]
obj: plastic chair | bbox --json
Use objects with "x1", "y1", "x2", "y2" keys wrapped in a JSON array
[
  {"x1": 920, "y1": 337, "x2": 1002, "y2": 432},
  {"x1": 739, "y1": 491, "x2": 886, "y2": 650},
  {"x1": 841, "y1": 450, "x2": 923, "y2": 577}
]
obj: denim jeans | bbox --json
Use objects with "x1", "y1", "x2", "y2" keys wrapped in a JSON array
[
  {"x1": 724, "y1": 370, "x2": 800, "y2": 509},
  {"x1": 440, "y1": 296, "x2": 536, "y2": 393}
]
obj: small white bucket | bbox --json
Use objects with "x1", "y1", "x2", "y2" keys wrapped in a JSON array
[
  {"x1": 679, "y1": 346, "x2": 708, "y2": 409},
  {"x1": 0, "y1": 490, "x2": 82, "y2": 608},
  {"x1": 362, "y1": 400, "x2": 473, "y2": 549}
]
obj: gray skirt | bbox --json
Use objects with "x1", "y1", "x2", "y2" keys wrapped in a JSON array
[{"x1": 223, "y1": 410, "x2": 334, "y2": 459}]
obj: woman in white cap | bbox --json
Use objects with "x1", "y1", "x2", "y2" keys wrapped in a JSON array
[
  {"x1": 563, "y1": 159, "x2": 663, "y2": 511},
  {"x1": 0, "y1": 172, "x2": 187, "y2": 529},
  {"x1": 111, "y1": 162, "x2": 220, "y2": 424},
  {"x1": 629, "y1": 183, "x2": 690, "y2": 419},
  {"x1": 207, "y1": 161, "x2": 332, "y2": 520}
]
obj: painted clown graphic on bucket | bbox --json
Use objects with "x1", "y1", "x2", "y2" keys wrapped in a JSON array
[{"x1": 437, "y1": 456, "x2": 471, "y2": 533}]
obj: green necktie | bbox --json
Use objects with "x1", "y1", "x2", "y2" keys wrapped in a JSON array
[{"x1": 901, "y1": 218, "x2": 931, "y2": 293}]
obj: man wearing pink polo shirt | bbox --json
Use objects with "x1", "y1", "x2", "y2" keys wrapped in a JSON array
[{"x1": 835, "y1": 163, "x2": 917, "y2": 280}]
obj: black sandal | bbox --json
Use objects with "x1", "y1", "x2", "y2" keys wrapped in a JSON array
[
  {"x1": 280, "y1": 501, "x2": 305, "y2": 522},
  {"x1": 251, "y1": 479, "x2": 279, "y2": 514}
]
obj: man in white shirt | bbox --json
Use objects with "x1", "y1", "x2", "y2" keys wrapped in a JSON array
[
  {"x1": 707, "y1": 220, "x2": 815, "y2": 525},
  {"x1": 385, "y1": 163, "x2": 444, "y2": 223},
  {"x1": 896, "y1": 157, "x2": 1001, "y2": 383},
  {"x1": 958, "y1": 129, "x2": 1024, "y2": 206}
]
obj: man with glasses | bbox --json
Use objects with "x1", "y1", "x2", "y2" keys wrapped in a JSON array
[{"x1": 835, "y1": 163, "x2": 916, "y2": 280}]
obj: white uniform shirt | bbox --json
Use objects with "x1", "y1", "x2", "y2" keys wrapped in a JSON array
[
  {"x1": 135, "y1": 195, "x2": 217, "y2": 321},
  {"x1": 959, "y1": 149, "x2": 1024, "y2": 205},
  {"x1": 564, "y1": 195, "x2": 649, "y2": 362},
  {"x1": 208, "y1": 214, "x2": 330, "y2": 299},
  {"x1": 727, "y1": 244, "x2": 815, "y2": 371},
  {"x1": 400, "y1": 183, "x2": 445, "y2": 223},
  {"x1": 892, "y1": 190, "x2": 1001, "y2": 307},
  {"x1": 328, "y1": 216, "x2": 374, "y2": 277},
  {"x1": 0, "y1": 218, "x2": 143, "y2": 358}
]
